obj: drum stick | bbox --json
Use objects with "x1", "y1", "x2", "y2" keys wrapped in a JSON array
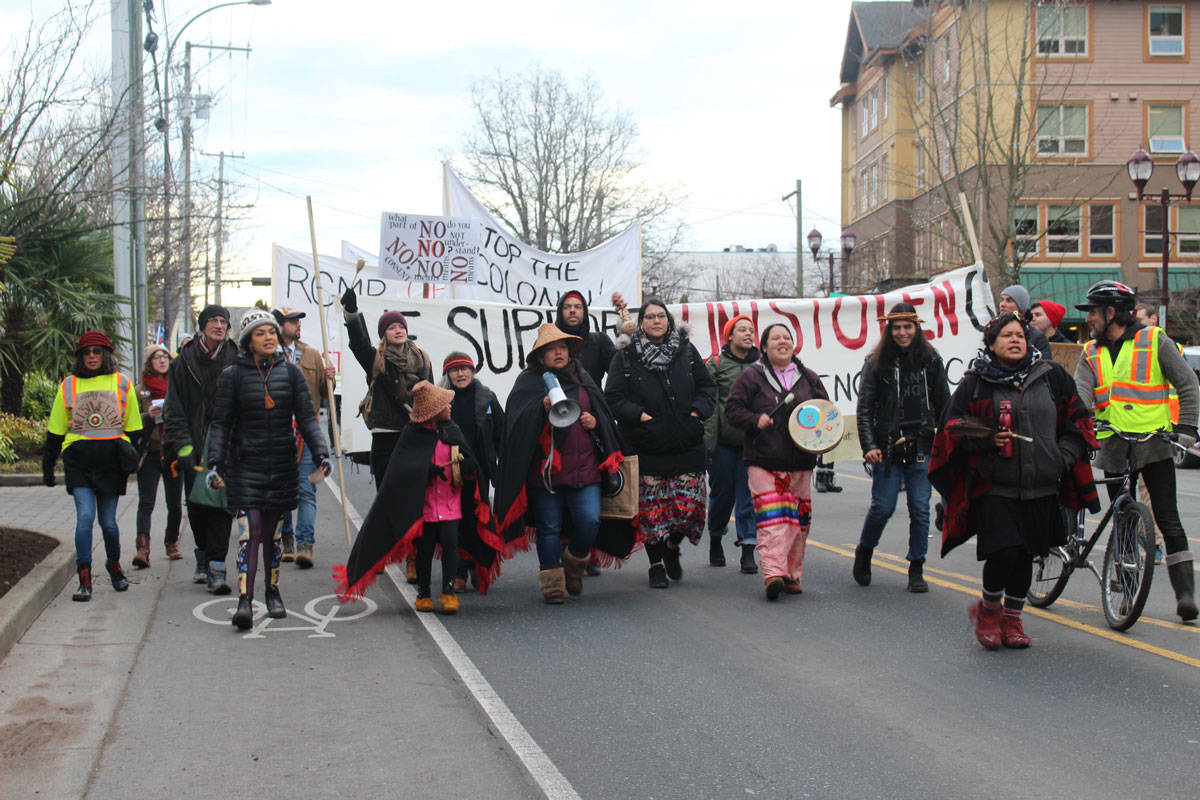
[{"x1": 767, "y1": 392, "x2": 795, "y2": 418}]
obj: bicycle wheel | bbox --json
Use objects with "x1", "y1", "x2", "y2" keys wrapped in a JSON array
[
  {"x1": 1028, "y1": 508, "x2": 1082, "y2": 607},
  {"x1": 1100, "y1": 502, "x2": 1156, "y2": 631}
]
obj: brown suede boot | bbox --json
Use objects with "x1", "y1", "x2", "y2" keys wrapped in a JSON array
[
  {"x1": 132, "y1": 534, "x2": 151, "y2": 569},
  {"x1": 405, "y1": 552, "x2": 418, "y2": 585},
  {"x1": 163, "y1": 531, "x2": 183, "y2": 560},
  {"x1": 538, "y1": 567, "x2": 566, "y2": 604},
  {"x1": 562, "y1": 549, "x2": 589, "y2": 597}
]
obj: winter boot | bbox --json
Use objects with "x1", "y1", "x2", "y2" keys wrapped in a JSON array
[
  {"x1": 740, "y1": 544, "x2": 758, "y2": 574},
  {"x1": 295, "y1": 544, "x2": 314, "y2": 569},
  {"x1": 264, "y1": 585, "x2": 286, "y2": 619},
  {"x1": 72, "y1": 565, "x2": 92, "y2": 602},
  {"x1": 132, "y1": 534, "x2": 151, "y2": 569},
  {"x1": 1001, "y1": 614, "x2": 1031, "y2": 649},
  {"x1": 765, "y1": 576, "x2": 784, "y2": 601},
  {"x1": 206, "y1": 561, "x2": 231, "y2": 595},
  {"x1": 106, "y1": 559, "x2": 130, "y2": 592},
  {"x1": 439, "y1": 587, "x2": 459, "y2": 615},
  {"x1": 907, "y1": 559, "x2": 929, "y2": 593},
  {"x1": 414, "y1": 593, "x2": 435, "y2": 613},
  {"x1": 1166, "y1": 552, "x2": 1198, "y2": 622},
  {"x1": 663, "y1": 543, "x2": 683, "y2": 581},
  {"x1": 164, "y1": 531, "x2": 182, "y2": 560},
  {"x1": 232, "y1": 595, "x2": 253, "y2": 630},
  {"x1": 281, "y1": 533, "x2": 295, "y2": 563},
  {"x1": 648, "y1": 563, "x2": 669, "y2": 589},
  {"x1": 822, "y1": 468, "x2": 843, "y2": 493},
  {"x1": 405, "y1": 552, "x2": 418, "y2": 585},
  {"x1": 192, "y1": 549, "x2": 208, "y2": 584},
  {"x1": 968, "y1": 601, "x2": 1003, "y2": 650},
  {"x1": 539, "y1": 567, "x2": 566, "y2": 604},
  {"x1": 709, "y1": 534, "x2": 726, "y2": 567},
  {"x1": 814, "y1": 469, "x2": 829, "y2": 493},
  {"x1": 852, "y1": 545, "x2": 873, "y2": 586},
  {"x1": 782, "y1": 578, "x2": 803, "y2": 594},
  {"x1": 562, "y1": 549, "x2": 589, "y2": 597}
]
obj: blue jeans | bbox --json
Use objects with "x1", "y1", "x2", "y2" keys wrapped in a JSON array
[
  {"x1": 858, "y1": 459, "x2": 932, "y2": 562},
  {"x1": 281, "y1": 443, "x2": 320, "y2": 546},
  {"x1": 73, "y1": 487, "x2": 121, "y2": 567},
  {"x1": 707, "y1": 443, "x2": 756, "y2": 545},
  {"x1": 530, "y1": 484, "x2": 601, "y2": 568}
]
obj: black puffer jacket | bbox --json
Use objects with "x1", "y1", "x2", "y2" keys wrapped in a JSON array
[
  {"x1": 856, "y1": 349, "x2": 949, "y2": 459},
  {"x1": 344, "y1": 311, "x2": 432, "y2": 432},
  {"x1": 208, "y1": 352, "x2": 329, "y2": 511},
  {"x1": 604, "y1": 333, "x2": 716, "y2": 476},
  {"x1": 163, "y1": 336, "x2": 238, "y2": 457}
]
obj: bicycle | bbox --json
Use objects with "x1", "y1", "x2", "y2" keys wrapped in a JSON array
[{"x1": 1027, "y1": 422, "x2": 1181, "y2": 631}]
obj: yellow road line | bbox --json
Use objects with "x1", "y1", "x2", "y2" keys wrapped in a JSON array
[{"x1": 809, "y1": 539, "x2": 1200, "y2": 670}]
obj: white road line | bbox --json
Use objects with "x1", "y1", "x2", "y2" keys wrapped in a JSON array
[{"x1": 324, "y1": 483, "x2": 583, "y2": 800}]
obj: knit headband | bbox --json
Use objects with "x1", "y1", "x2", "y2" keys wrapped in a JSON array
[
  {"x1": 878, "y1": 311, "x2": 924, "y2": 324},
  {"x1": 442, "y1": 354, "x2": 475, "y2": 374}
]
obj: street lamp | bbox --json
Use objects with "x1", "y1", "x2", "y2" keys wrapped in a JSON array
[
  {"x1": 840, "y1": 229, "x2": 856, "y2": 293},
  {"x1": 156, "y1": 0, "x2": 270, "y2": 342},
  {"x1": 1125, "y1": 147, "x2": 1200, "y2": 332}
]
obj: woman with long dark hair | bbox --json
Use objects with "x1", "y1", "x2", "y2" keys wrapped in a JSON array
[
  {"x1": 605, "y1": 299, "x2": 716, "y2": 589},
  {"x1": 43, "y1": 331, "x2": 144, "y2": 601},
  {"x1": 852, "y1": 302, "x2": 949, "y2": 592},
  {"x1": 132, "y1": 344, "x2": 185, "y2": 567}
]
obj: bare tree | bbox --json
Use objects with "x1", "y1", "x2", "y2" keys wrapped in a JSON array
[{"x1": 460, "y1": 66, "x2": 685, "y2": 262}]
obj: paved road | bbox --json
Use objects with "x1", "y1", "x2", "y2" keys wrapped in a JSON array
[{"x1": 341, "y1": 458, "x2": 1200, "y2": 799}]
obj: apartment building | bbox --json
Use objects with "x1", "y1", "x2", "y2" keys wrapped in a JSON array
[{"x1": 833, "y1": 0, "x2": 1200, "y2": 326}]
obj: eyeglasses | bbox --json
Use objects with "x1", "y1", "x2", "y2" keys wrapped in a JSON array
[
  {"x1": 151, "y1": 353, "x2": 170, "y2": 361},
  {"x1": 79, "y1": 347, "x2": 107, "y2": 356},
  {"x1": 642, "y1": 313, "x2": 668, "y2": 321}
]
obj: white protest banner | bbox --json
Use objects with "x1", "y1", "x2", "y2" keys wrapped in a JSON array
[
  {"x1": 341, "y1": 240, "x2": 376, "y2": 265},
  {"x1": 378, "y1": 212, "x2": 481, "y2": 284},
  {"x1": 443, "y1": 164, "x2": 641, "y2": 306},
  {"x1": 328, "y1": 265, "x2": 994, "y2": 459}
]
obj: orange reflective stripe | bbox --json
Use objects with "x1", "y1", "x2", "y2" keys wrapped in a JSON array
[
  {"x1": 62, "y1": 376, "x2": 76, "y2": 408},
  {"x1": 1130, "y1": 328, "x2": 1155, "y2": 383}
]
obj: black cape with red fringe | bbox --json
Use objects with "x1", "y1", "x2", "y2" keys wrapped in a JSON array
[
  {"x1": 333, "y1": 420, "x2": 508, "y2": 601},
  {"x1": 492, "y1": 363, "x2": 643, "y2": 566},
  {"x1": 929, "y1": 363, "x2": 1100, "y2": 558}
]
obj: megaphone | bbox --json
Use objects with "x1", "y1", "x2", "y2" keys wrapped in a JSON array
[{"x1": 542, "y1": 372, "x2": 581, "y2": 428}]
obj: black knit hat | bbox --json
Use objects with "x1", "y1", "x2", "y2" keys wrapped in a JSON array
[{"x1": 197, "y1": 304, "x2": 230, "y2": 329}]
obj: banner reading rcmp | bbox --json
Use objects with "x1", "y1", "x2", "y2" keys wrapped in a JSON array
[
  {"x1": 270, "y1": 258, "x2": 994, "y2": 457},
  {"x1": 442, "y1": 165, "x2": 641, "y2": 305}
]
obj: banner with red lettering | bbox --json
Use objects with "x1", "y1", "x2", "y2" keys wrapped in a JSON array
[{"x1": 315, "y1": 265, "x2": 994, "y2": 458}]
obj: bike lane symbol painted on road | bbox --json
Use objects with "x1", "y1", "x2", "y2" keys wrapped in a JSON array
[{"x1": 192, "y1": 594, "x2": 378, "y2": 638}]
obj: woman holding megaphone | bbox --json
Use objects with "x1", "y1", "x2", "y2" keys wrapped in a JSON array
[{"x1": 492, "y1": 323, "x2": 636, "y2": 604}]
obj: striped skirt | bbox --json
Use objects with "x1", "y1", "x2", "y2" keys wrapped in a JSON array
[{"x1": 638, "y1": 471, "x2": 707, "y2": 546}]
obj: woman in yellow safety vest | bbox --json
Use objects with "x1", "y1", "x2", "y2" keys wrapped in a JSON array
[{"x1": 42, "y1": 331, "x2": 143, "y2": 602}]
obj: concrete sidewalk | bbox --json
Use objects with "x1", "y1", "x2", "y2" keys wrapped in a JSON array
[{"x1": 0, "y1": 481, "x2": 536, "y2": 799}]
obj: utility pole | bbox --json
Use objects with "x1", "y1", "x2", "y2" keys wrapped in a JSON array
[
  {"x1": 781, "y1": 179, "x2": 802, "y2": 298},
  {"x1": 205, "y1": 150, "x2": 245, "y2": 305}
]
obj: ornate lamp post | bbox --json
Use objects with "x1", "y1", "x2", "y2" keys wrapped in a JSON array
[
  {"x1": 840, "y1": 229, "x2": 856, "y2": 293},
  {"x1": 1127, "y1": 147, "x2": 1199, "y2": 331}
]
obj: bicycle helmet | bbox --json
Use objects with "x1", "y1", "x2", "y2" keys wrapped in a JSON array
[{"x1": 1074, "y1": 279, "x2": 1136, "y2": 312}]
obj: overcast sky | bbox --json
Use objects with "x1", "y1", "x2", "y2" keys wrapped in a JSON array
[{"x1": 7, "y1": 0, "x2": 856, "y2": 304}]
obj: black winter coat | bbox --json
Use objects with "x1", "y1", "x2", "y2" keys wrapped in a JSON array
[
  {"x1": 725, "y1": 359, "x2": 829, "y2": 472},
  {"x1": 208, "y1": 352, "x2": 329, "y2": 511},
  {"x1": 446, "y1": 378, "x2": 505, "y2": 498},
  {"x1": 555, "y1": 293, "x2": 617, "y2": 386},
  {"x1": 856, "y1": 349, "x2": 950, "y2": 459},
  {"x1": 163, "y1": 337, "x2": 238, "y2": 457},
  {"x1": 604, "y1": 335, "x2": 717, "y2": 476},
  {"x1": 344, "y1": 311, "x2": 432, "y2": 432}
]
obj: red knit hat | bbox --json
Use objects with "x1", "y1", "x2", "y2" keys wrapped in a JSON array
[
  {"x1": 75, "y1": 330, "x2": 114, "y2": 354},
  {"x1": 1035, "y1": 300, "x2": 1066, "y2": 329},
  {"x1": 722, "y1": 314, "x2": 754, "y2": 344},
  {"x1": 442, "y1": 351, "x2": 475, "y2": 375}
]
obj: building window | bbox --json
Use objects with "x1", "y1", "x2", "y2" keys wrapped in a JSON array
[
  {"x1": 860, "y1": 98, "x2": 869, "y2": 138},
  {"x1": 941, "y1": 35, "x2": 951, "y2": 84},
  {"x1": 1148, "y1": 103, "x2": 1186, "y2": 153},
  {"x1": 870, "y1": 162, "x2": 879, "y2": 207},
  {"x1": 1148, "y1": 4, "x2": 1185, "y2": 56},
  {"x1": 1180, "y1": 206, "x2": 1200, "y2": 254},
  {"x1": 1046, "y1": 205, "x2": 1081, "y2": 255},
  {"x1": 860, "y1": 169, "x2": 869, "y2": 211},
  {"x1": 1036, "y1": 104, "x2": 1088, "y2": 155},
  {"x1": 1037, "y1": 3, "x2": 1088, "y2": 56},
  {"x1": 880, "y1": 154, "x2": 888, "y2": 204},
  {"x1": 915, "y1": 145, "x2": 926, "y2": 189},
  {"x1": 1145, "y1": 204, "x2": 1165, "y2": 255},
  {"x1": 882, "y1": 75, "x2": 888, "y2": 119},
  {"x1": 1088, "y1": 204, "x2": 1115, "y2": 255},
  {"x1": 870, "y1": 88, "x2": 879, "y2": 130},
  {"x1": 1014, "y1": 205, "x2": 1038, "y2": 256}
]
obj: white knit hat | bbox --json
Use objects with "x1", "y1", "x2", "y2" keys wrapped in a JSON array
[{"x1": 238, "y1": 308, "x2": 280, "y2": 351}]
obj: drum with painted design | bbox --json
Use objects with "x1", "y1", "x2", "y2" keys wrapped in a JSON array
[{"x1": 788, "y1": 399, "x2": 845, "y2": 454}]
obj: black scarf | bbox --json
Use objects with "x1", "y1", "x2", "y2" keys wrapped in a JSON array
[{"x1": 970, "y1": 347, "x2": 1041, "y2": 387}]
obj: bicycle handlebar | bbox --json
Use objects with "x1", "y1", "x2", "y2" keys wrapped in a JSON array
[{"x1": 1093, "y1": 420, "x2": 1187, "y2": 449}]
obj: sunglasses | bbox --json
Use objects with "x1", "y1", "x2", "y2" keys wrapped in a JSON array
[{"x1": 79, "y1": 347, "x2": 107, "y2": 356}]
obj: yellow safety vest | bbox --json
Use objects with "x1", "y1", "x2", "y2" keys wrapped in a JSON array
[
  {"x1": 47, "y1": 372, "x2": 140, "y2": 447},
  {"x1": 1083, "y1": 327, "x2": 1172, "y2": 437}
]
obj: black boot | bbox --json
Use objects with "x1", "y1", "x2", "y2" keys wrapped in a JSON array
[
  {"x1": 232, "y1": 595, "x2": 253, "y2": 630},
  {"x1": 663, "y1": 543, "x2": 683, "y2": 581},
  {"x1": 192, "y1": 549, "x2": 208, "y2": 584},
  {"x1": 814, "y1": 469, "x2": 829, "y2": 493},
  {"x1": 709, "y1": 535, "x2": 726, "y2": 567},
  {"x1": 207, "y1": 561, "x2": 231, "y2": 595},
  {"x1": 740, "y1": 544, "x2": 758, "y2": 574},
  {"x1": 823, "y1": 468, "x2": 843, "y2": 493},
  {"x1": 264, "y1": 585, "x2": 286, "y2": 619},
  {"x1": 648, "y1": 564, "x2": 669, "y2": 589},
  {"x1": 105, "y1": 559, "x2": 130, "y2": 592},
  {"x1": 907, "y1": 559, "x2": 929, "y2": 593},
  {"x1": 1166, "y1": 555, "x2": 1198, "y2": 622},
  {"x1": 72, "y1": 565, "x2": 92, "y2": 602},
  {"x1": 853, "y1": 545, "x2": 873, "y2": 586}
]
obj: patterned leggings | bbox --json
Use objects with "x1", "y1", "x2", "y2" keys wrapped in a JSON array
[
  {"x1": 748, "y1": 467, "x2": 813, "y2": 582},
  {"x1": 236, "y1": 509, "x2": 284, "y2": 600}
]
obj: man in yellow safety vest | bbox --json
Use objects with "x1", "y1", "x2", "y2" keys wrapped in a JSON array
[{"x1": 1074, "y1": 280, "x2": 1198, "y2": 621}]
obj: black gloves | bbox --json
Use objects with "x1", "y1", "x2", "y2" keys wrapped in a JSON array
[
  {"x1": 341, "y1": 287, "x2": 358, "y2": 314},
  {"x1": 428, "y1": 462, "x2": 446, "y2": 481},
  {"x1": 42, "y1": 469, "x2": 55, "y2": 487}
]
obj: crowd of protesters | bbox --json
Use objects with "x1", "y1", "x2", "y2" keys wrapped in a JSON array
[{"x1": 41, "y1": 277, "x2": 1198, "y2": 650}]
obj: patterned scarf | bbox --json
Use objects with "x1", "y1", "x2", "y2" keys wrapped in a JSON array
[
  {"x1": 375, "y1": 340, "x2": 427, "y2": 405},
  {"x1": 970, "y1": 346, "x2": 1041, "y2": 388},
  {"x1": 633, "y1": 329, "x2": 680, "y2": 372}
]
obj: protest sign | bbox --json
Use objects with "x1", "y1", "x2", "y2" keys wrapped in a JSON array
[
  {"x1": 378, "y1": 212, "x2": 481, "y2": 284},
  {"x1": 442, "y1": 165, "x2": 641, "y2": 306}
]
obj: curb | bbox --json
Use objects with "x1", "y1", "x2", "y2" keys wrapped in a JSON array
[
  {"x1": 0, "y1": 542, "x2": 75, "y2": 663},
  {"x1": 0, "y1": 473, "x2": 60, "y2": 487}
]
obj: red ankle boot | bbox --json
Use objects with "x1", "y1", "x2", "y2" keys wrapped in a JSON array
[
  {"x1": 1001, "y1": 614, "x2": 1031, "y2": 649},
  {"x1": 968, "y1": 601, "x2": 1003, "y2": 650}
]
